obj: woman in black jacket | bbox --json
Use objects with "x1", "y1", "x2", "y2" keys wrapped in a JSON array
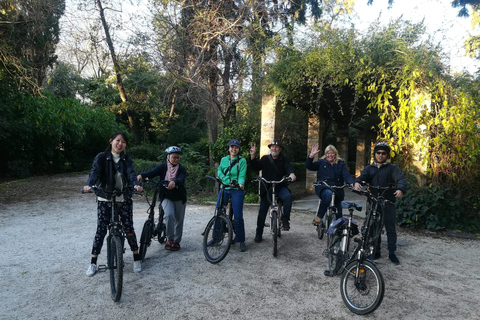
[
  {"x1": 83, "y1": 132, "x2": 143, "y2": 276},
  {"x1": 137, "y1": 146, "x2": 187, "y2": 252}
]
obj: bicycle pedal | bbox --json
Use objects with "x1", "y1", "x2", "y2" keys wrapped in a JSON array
[
  {"x1": 353, "y1": 237, "x2": 362, "y2": 243},
  {"x1": 97, "y1": 264, "x2": 107, "y2": 272}
]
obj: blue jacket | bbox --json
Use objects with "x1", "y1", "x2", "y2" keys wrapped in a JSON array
[
  {"x1": 305, "y1": 157, "x2": 354, "y2": 200},
  {"x1": 86, "y1": 151, "x2": 139, "y2": 200}
]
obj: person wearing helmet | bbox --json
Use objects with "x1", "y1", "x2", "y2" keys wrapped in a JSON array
[
  {"x1": 353, "y1": 141, "x2": 407, "y2": 265},
  {"x1": 306, "y1": 144, "x2": 354, "y2": 224},
  {"x1": 250, "y1": 140, "x2": 296, "y2": 243},
  {"x1": 137, "y1": 146, "x2": 187, "y2": 252},
  {"x1": 216, "y1": 139, "x2": 248, "y2": 252}
]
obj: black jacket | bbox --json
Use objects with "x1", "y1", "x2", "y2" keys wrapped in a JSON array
[
  {"x1": 139, "y1": 163, "x2": 187, "y2": 204},
  {"x1": 86, "y1": 151, "x2": 139, "y2": 200},
  {"x1": 250, "y1": 153, "x2": 294, "y2": 196},
  {"x1": 355, "y1": 162, "x2": 407, "y2": 202}
]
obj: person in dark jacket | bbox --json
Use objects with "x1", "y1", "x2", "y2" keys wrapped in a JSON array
[
  {"x1": 83, "y1": 131, "x2": 143, "y2": 276},
  {"x1": 353, "y1": 141, "x2": 407, "y2": 265},
  {"x1": 137, "y1": 146, "x2": 187, "y2": 252},
  {"x1": 250, "y1": 140, "x2": 296, "y2": 243},
  {"x1": 306, "y1": 144, "x2": 354, "y2": 225}
]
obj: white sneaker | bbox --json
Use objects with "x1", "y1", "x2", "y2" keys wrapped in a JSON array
[
  {"x1": 86, "y1": 264, "x2": 97, "y2": 277},
  {"x1": 133, "y1": 260, "x2": 142, "y2": 273}
]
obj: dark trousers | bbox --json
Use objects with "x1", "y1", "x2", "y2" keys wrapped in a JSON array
[
  {"x1": 256, "y1": 187, "x2": 292, "y2": 236},
  {"x1": 91, "y1": 200, "x2": 138, "y2": 255},
  {"x1": 377, "y1": 202, "x2": 397, "y2": 254}
]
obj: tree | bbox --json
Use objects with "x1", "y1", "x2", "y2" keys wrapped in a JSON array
[{"x1": 0, "y1": 0, "x2": 65, "y2": 91}]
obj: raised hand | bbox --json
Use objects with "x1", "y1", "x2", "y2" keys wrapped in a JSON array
[{"x1": 250, "y1": 143, "x2": 257, "y2": 159}]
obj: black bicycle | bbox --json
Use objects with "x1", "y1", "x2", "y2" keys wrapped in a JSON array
[
  {"x1": 353, "y1": 182, "x2": 397, "y2": 261},
  {"x1": 254, "y1": 176, "x2": 292, "y2": 257},
  {"x1": 82, "y1": 186, "x2": 136, "y2": 302},
  {"x1": 320, "y1": 197, "x2": 385, "y2": 314},
  {"x1": 138, "y1": 178, "x2": 169, "y2": 261},
  {"x1": 202, "y1": 175, "x2": 239, "y2": 264}
]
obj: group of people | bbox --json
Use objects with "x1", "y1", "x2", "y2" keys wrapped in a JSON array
[
  {"x1": 306, "y1": 142, "x2": 406, "y2": 265},
  {"x1": 83, "y1": 131, "x2": 406, "y2": 277}
]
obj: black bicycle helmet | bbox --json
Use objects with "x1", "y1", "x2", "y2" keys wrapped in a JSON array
[
  {"x1": 165, "y1": 146, "x2": 182, "y2": 154},
  {"x1": 373, "y1": 142, "x2": 391, "y2": 155}
]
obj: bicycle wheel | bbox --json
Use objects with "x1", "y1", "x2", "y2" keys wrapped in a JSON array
[
  {"x1": 272, "y1": 210, "x2": 278, "y2": 257},
  {"x1": 108, "y1": 235, "x2": 124, "y2": 302},
  {"x1": 325, "y1": 208, "x2": 337, "y2": 249},
  {"x1": 156, "y1": 207, "x2": 167, "y2": 244},
  {"x1": 203, "y1": 215, "x2": 233, "y2": 264},
  {"x1": 139, "y1": 221, "x2": 153, "y2": 261},
  {"x1": 366, "y1": 215, "x2": 382, "y2": 259},
  {"x1": 326, "y1": 234, "x2": 343, "y2": 276},
  {"x1": 340, "y1": 259, "x2": 385, "y2": 315}
]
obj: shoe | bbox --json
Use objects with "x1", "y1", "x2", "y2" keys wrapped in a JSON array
[
  {"x1": 282, "y1": 220, "x2": 290, "y2": 231},
  {"x1": 314, "y1": 216, "x2": 322, "y2": 225},
  {"x1": 165, "y1": 239, "x2": 173, "y2": 250},
  {"x1": 324, "y1": 269, "x2": 335, "y2": 277},
  {"x1": 86, "y1": 264, "x2": 97, "y2": 277},
  {"x1": 389, "y1": 253, "x2": 400, "y2": 265},
  {"x1": 133, "y1": 260, "x2": 142, "y2": 273},
  {"x1": 170, "y1": 241, "x2": 181, "y2": 251},
  {"x1": 254, "y1": 235, "x2": 263, "y2": 243},
  {"x1": 238, "y1": 242, "x2": 247, "y2": 252},
  {"x1": 374, "y1": 251, "x2": 381, "y2": 259}
]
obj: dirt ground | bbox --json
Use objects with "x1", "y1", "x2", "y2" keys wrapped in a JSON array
[{"x1": 0, "y1": 173, "x2": 479, "y2": 320}]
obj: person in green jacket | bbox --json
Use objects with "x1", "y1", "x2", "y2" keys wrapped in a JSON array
[{"x1": 217, "y1": 139, "x2": 247, "y2": 252}]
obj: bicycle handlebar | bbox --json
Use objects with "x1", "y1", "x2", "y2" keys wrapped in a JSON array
[
  {"x1": 143, "y1": 177, "x2": 170, "y2": 188},
  {"x1": 313, "y1": 180, "x2": 349, "y2": 189},
  {"x1": 252, "y1": 176, "x2": 292, "y2": 185},
  {"x1": 81, "y1": 186, "x2": 141, "y2": 196},
  {"x1": 205, "y1": 175, "x2": 242, "y2": 189}
]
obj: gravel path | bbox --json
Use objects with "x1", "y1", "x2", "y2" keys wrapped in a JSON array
[{"x1": 0, "y1": 173, "x2": 479, "y2": 320}]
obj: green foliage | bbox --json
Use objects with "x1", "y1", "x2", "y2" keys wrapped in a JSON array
[
  {"x1": 396, "y1": 182, "x2": 461, "y2": 231},
  {"x1": 129, "y1": 144, "x2": 164, "y2": 162},
  {"x1": 45, "y1": 62, "x2": 83, "y2": 99},
  {"x1": 0, "y1": 89, "x2": 123, "y2": 177}
]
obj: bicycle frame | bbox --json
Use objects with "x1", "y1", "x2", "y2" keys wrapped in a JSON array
[{"x1": 254, "y1": 176, "x2": 291, "y2": 257}]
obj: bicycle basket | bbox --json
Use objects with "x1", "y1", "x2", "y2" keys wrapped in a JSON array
[{"x1": 327, "y1": 217, "x2": 359, "y2": 237}]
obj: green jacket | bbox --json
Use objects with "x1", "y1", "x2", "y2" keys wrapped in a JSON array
[{"x1": 217, "y1": 155, "x2": 247, "y2": 188}]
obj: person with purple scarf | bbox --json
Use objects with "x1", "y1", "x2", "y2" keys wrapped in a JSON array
[{"x1": 137, "y1": 146, "x2": 187, "y2": 251}]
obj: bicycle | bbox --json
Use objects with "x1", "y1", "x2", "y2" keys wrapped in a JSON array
[
  {"x1": 82, "y1": 186, "x2": 138, "y2": 302},
  {"x1": 321, "y1": 197, "x2": 385, "y2": 314},
  {"x1": 312, "y1": 181, "x2": 347, "y2": 242},
  {"x1": 254, "y1": 176, "x2": 292, "y2": 257},
  {"x1": 138, "y1": 178, "x2": 169, "y2": 261},
  {"x1": 353, "y1": 182, "x2": 397, "y2": 260},
  {"x1": 202, "y1": 175, "x2": 239, "y2": 264}
]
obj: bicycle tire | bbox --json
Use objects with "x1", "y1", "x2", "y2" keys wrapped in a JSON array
[
  {"x1": 203, "y1": 215, "x2": 233, "y2": 264},
  {"x1": 327, "y1": 234, "x2": 342, "y2": 275},
  {"x1": 366, "y1": 214, "x2": 382, "y2": 259},
  {"x1": 272, "y1": 210, "x2": 278, "y2": 257},
  {"x1": 325, "y1": 208, "x2": 337, "y2": 250},
  {"x1": 156, "y1": 206, "x2": 167, "y2": 244},
  {"x1": 139, "y1": 221, "x2": 153, "y2": 261},
  {"x1": 108, "y1": 235, "x2": 124, "y2": 302},
  {"x1": 340, "y1": 259, "x2": 385, "y2": 315}
]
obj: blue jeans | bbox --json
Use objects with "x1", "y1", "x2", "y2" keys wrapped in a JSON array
[
  {"x1": 317, "y1": 189, "x2": 343, "y2": 219},
  {"x1": 216, "y1": 188, "x2": 245, "y2": 243},
  {"x1": 256, "y1": 187, "x2": 292, "y2": 235}
]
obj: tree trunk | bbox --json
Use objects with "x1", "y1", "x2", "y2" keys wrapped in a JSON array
[{"x1": 95, "y1": 0, "x2": 140, "y2": 144}]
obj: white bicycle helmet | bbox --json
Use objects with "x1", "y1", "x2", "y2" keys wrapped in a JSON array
[{"x1": 165, "y1": 146, "x2": 182, "y2": 154}]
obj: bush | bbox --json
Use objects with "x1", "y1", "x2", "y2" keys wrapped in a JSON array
[{"x1": 396, "y1": 182, "x2": 462, "y2": 231}]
